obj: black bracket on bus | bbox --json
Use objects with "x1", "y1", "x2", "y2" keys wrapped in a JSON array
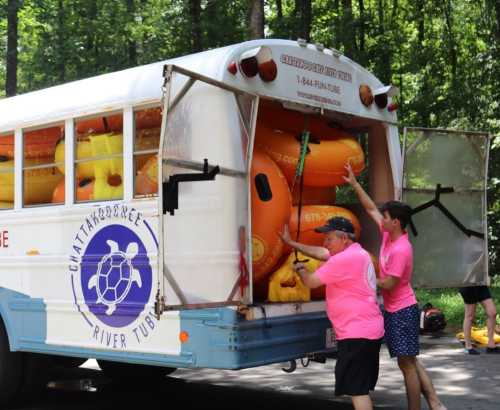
[
  {"x1": 411, "y1": 184, "x2": 484, "y2": 239},
  {"x1": 163, "y1": 158, "x2": 220, "y2": 215}
]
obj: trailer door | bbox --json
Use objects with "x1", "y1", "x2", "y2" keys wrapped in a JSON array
[
  {"x1": 402, "y1": 128, "x2": 490, "y2": 288},
  {"x1": 158, "y1": 65, "x2": 256, "y2": 310}
]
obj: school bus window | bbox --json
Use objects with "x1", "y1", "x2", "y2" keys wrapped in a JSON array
[
  {"x1": 22, "y1": 125, "x2": 64, "y2": 207},
  {"x1": 73, "y1": 113, "x2": 124, "y2": 203},
  {"x1": 133, "y1": 107, "x2": 161, "y2": 197},
  {"x1": 0, "y1": 133, "x2": 15, "y2": 210}
]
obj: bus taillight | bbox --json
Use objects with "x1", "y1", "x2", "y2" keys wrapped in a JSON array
[
  {"x1": 238, "y1": 46, "x2": 277, "y2": 82},
  {"x1": 388, "y1": 102, "x2": 399, "y2": 112},
  {"x1": 227, "y1": 61, "x2": 238, "y2": 75},
  {"x1": 373, "y1": 85, "x2": 399, "y2": 109},
  {"x1": 258, "y1": 59, "x2": 277, "y2": 82}
]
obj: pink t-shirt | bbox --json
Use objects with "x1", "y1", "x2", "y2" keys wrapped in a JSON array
[
  {"x1": 314, "y1": 243, "x2": 384, "y2": 341},
  {"x1": 379, "y1": 231, "x2": 417, "y2": 312}
]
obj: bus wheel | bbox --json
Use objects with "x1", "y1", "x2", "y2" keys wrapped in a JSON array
[
  {"x1": 97, "y1": 359, "x2": 176, "y2": 384},
  {"x1": 0, "y1": 320, "x2": 23, "y2": 406},
  {"x1": 52, "y1": 356, "x2": 88, "y2": 369},
  {"x1": 20, "y1": 353, "x2": 52, "y2": 395}
]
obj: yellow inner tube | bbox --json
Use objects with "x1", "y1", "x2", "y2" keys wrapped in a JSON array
[
  {"x1": 54, "y1": 133, "x2": 124, "y2": 201},
  {"x1": 268, "y1": 252, "x2": 319, "y2": 302},
  {"x1": 0, "y1": 158, "x2": 63, "y2": 204},
  {"x1": 456, "y1": 327, "x2": 500, "y2": 345},
  {"x1": 55, "y1": 133, "x2": 123, "y2": 179}
]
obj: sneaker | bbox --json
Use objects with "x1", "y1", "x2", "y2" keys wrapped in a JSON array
[
  {"x1": 464, "y1": 348, "x2": 480, "y2": 355},
  {"x1": 486, "y1": 346, "x2": 500, "y2": 354}
]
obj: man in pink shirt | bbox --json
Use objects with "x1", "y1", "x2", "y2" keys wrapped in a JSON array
[
  {"x1": 281, "y1": 217, "x2": 384, "y2": 410},
  {"x1": 344, "y1": 163, "x2": 446, "y2": 410}
]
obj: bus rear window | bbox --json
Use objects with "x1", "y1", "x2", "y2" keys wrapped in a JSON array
[{"x1": 133, "y1": 107, "x2": 161, "y2": 198}]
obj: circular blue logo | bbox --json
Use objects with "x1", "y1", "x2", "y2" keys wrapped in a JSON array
[{"x1": 81, "y1": 224, "x2": 152, "y2": 328}]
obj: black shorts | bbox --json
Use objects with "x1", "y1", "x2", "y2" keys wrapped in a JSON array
[
  {"x1": 459, "y1": 286, "x2": 492, "y2": 305},
  {"x1": 335, "y1": 338, "x2": 382, "y2": 397}
]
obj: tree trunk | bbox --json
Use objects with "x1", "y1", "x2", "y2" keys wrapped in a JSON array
[
  {"x1": 189, "y1": 0, "x2": 202, "y2": 52},
  {"x1": 127, "y1": 0, "x2": 137, "y2": 66},
  {"x1": 248, "y1": 0, "x2": 265, "y2": 39},
  {"x1": 293, "y1": 0, "x2": 312, "y2": 41},
  {"x1": 444, "y1": 0, "x2": 457, "y2": 88},
  {"x1": 333, "y1": 0, "x2": 341, "y2": 49},
  {"x1": 358, "y1": 0, "x2": 365, "y2": 54},
  {"x1": 276, "y1": 0, "x2": 283, "y2": 19},
  {"x1": 299, "y1": 0, "x2": 312, "y2": 42},
  {"x1": 391, "y1": 0, "x2": 398, "y2": 21},
  {"x1": 416, "y1": 0, "x2": 425, "y2": 46},
  {"x1": 341, "y1": 0, "x2": 355, "y2": 58},
  {"x1": 6, "y1": 0, "x2": 19, "y2": 97},
  {"x1": 495, "y1": 0, "x2": 500, "y2": 43},
  {"x1": 57, "y1": 0, "x2": 66, "y2": 82},
  {"x1": 83, "y1": 0, "x2": 99, "y2": 75},
  {"x1": 377, "y1": 0, "x2": 384, "y2": 31},
  {"x1": 205, "y1": 0, "x2": 218, "y2": 48}
]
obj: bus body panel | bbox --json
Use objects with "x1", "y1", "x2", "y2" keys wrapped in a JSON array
[
  {"x1": 0, "y1": 39, "x2": 488, "y2": 375},
  {"x1": 0, "y1": 39, "x2": 396, "y2": 134}
]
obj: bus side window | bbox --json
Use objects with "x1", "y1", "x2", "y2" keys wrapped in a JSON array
[
  {"x1": 73, "y1": 113, "x2": 124, "y2": 203},
  {"x1": 0, "y1": 133, "x2": 15, "y2": 210},
  {"x1": 133, "y1": 107, "x2": 161, "y2": 198},
  {"x1": 23, "y1": 125, "x2": 64, "y2": 207}
]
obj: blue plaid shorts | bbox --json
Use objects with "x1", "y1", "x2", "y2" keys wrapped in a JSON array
[{"x1": 384, "y1": 304, "x2": 420, "y2": 358}]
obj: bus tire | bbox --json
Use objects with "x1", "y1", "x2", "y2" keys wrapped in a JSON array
[
  {"x1": 0, "y1": 319, "x2": 23, "y2": 406},
  {"x1": 52, "y1": 356, "x2": 87, "y2": 369},
  {"x1": 19, "y1": 353, "x2": 52, "y2": 396},
  {"x1": 97, "y1": 359, "x2": 176, "y2": 384}
]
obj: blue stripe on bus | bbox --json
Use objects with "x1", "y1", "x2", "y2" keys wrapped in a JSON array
[
  {"x1": 179, "y1": 307, "x2": 332, "y2": 369},
  {"x1": 0, "y1": 288, "x2": 332, "y2": 370},
  {"x1": 0, "y1": 287, "x2": 46, "y2": 351},
  {"x1": 0, "y1": 287, "x2": 193, "y2": 367}
]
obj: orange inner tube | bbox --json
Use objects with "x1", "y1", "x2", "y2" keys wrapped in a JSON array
[
  {"x1": 258, "y1": 100, "x2": 354, "y2": 140},
  {"x1": 251, "y1": 149, "x2": 292, "y2": 282},
  {"x1": 52, "y1": 178, "x2": 95, "y2": 203},
  {"x1": 255, "y1": 125, "x2": 365, "y2": 187},
  {"x1": 0, "y1": 127, "x2": 62, "y2": 159}
]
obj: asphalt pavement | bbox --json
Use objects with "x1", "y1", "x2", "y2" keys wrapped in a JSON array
[
  {"x1": 167, "y1": 333, "x2": 500, "y2": 409},
  {"x1": 6, "y1": 333, "x2": 500, "y2": 410}
]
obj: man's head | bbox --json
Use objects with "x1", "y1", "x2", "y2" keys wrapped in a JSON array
[
  {"x1": 379, "y1": 200, "x2": 413, "y2": 233},
  {"x1": 315, "y1": 216, "x2": 356, "y2": 255}
]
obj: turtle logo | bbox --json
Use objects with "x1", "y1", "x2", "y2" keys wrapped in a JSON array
[
  {"x1": 80, "y1": 224, "x2": 153, "y2": 328},
  {"x1": 88, "y1": 240, "x2": 143, "y2": 316}
]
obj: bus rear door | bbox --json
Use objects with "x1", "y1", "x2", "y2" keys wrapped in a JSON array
[
  {"x1": 157, "y1": 65, "x2": 257, "y2": 311},
  {"x1": 402, "y1": 128, "x2": 490, "y2": 288}
]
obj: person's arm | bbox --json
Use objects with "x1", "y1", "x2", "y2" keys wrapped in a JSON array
[
  {"x1": 279, "y1": 225, "x2": 330, "y2": 261},
  {"x1": 293, "y1": 263, "x2": 324, "y2": 289},
  {"x1": 378, "y1": 248, "x2": 407, "y2": 291},
  {"x1": 343, "y1": 163, "x2": 383, "y2": 227},
  {"x1": 377, "y1": 276, "x2": 400, "y2": 290}
]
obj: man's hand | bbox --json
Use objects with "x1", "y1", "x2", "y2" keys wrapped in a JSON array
[
  {"x1": 293, "y1": 261, "x2": 323, "y2": 289},
  {"x1": 279, "y1": 224, "x2": 293, "y2": 245},
  {"x1": 293, "y1": 262, "x2": 307, "y2": 273},
  {"x1": 279, "y1": 225, "x2": 331, "y2": 262},
  {"x1": 342, "y1": 162, "x2": 357, "y2": 186},
  {"x1": 377, "y1": 276, "x2": 400, "y2": 290}
]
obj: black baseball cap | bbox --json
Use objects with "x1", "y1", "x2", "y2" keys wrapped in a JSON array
[{"x1": 314, "y1": 216, "x2": 355, "y2": 234}]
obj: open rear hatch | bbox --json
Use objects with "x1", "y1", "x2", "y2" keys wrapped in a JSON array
[{"x1": 402, "y1": 128, "x2": 490, "y2": 287}]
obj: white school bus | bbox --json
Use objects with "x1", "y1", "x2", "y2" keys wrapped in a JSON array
[{"x1": 0, "y1": 39, "x2": 490, "y2": 402}]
